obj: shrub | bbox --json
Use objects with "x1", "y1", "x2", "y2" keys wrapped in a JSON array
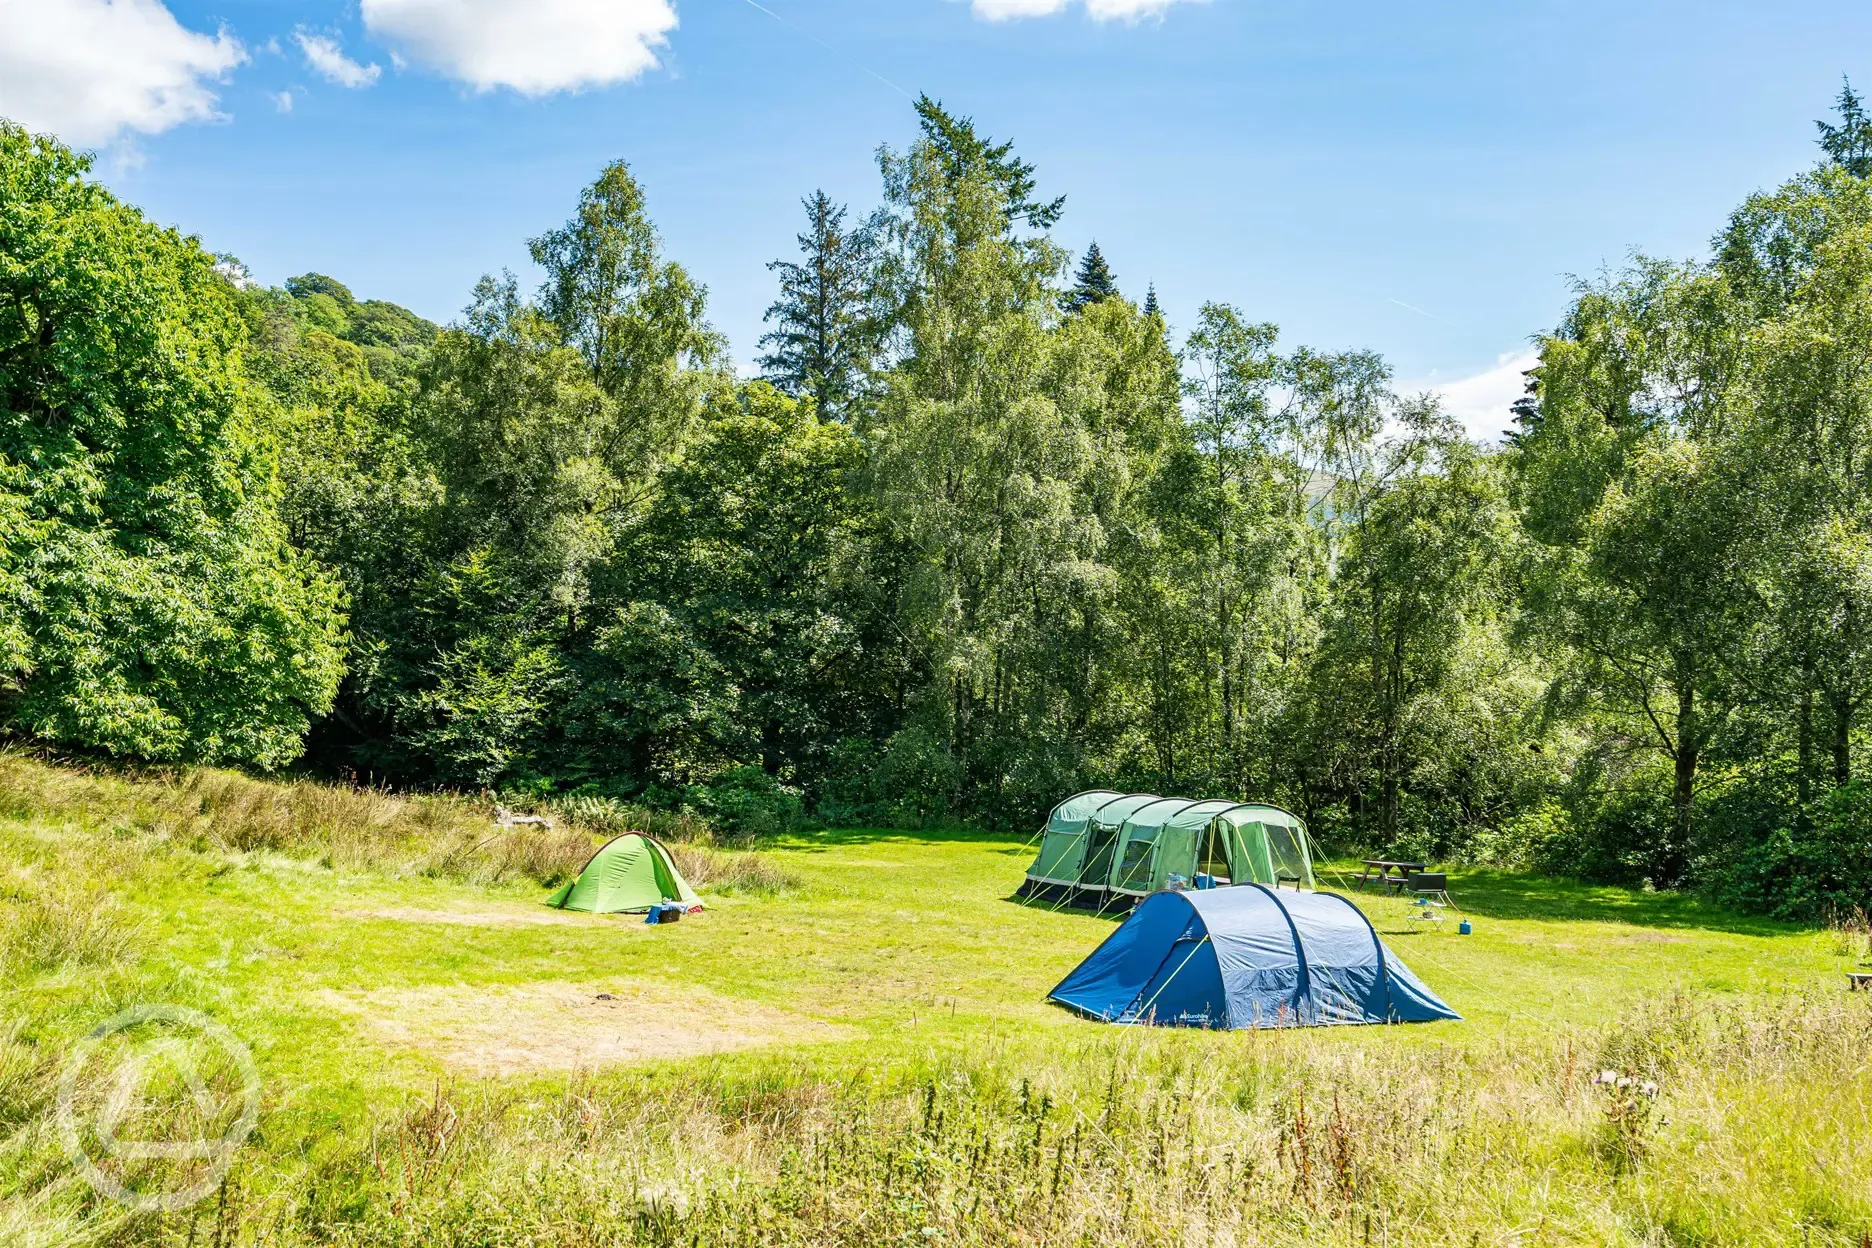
[
  {"x1": 664, "y1": 842, "x2": 798, "y2": 896},
  {"x1": 1542, "y1": 776, "x2": 1681, "y2": 888},
  {"x1": 874, "y1": 728, "x2": 960, "y2": 827},
  {"x1": 812, "y1": 737, "x2": 884, "y2": 827},
  {"x1": 1705, "y1": 782, "x2": 1872, "y2": 921},
  {"x1": 549, "y1": 792, "x2": 713, "y2": 844},
  {"x1": 686, "y1": 766, "x2": 804, "y2": 838}
]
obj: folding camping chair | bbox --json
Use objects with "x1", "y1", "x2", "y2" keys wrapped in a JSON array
[{"x1": 1407, "y1": 872, "x2": 1454, "y2": 925}]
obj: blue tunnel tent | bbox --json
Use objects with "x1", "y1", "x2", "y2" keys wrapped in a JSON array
[
  {"x1": 1018, "y1": 791, "x2": 1316, "y2": 909},
  {"x1": 1049, "y1": 886, "x2": 1460, "y2": 1029}
]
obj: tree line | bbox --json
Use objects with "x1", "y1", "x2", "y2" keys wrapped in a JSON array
[{"x1": 6, "y1": 89, "x2": 1872, "y2": 916}]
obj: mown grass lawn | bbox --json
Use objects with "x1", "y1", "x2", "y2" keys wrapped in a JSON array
[{"x1": 3, "y1": 761, "x2": 1870, "y2": 1245}]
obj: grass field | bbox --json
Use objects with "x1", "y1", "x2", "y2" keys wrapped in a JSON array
[{"x1": 2, "y1": 753, "x2": 1871, "y2": 1246}]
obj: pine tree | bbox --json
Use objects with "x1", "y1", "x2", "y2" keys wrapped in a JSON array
[
  {"x1": 758, "y1": 191, "x2": 880, "y2": 420},
  {"x1": 913, "y1": 94, "x2": 1066, "y2": 231},
  {"x1": 1817, "y1": 78, "x2": 1872, "y2": 177},
  {"x1": 1063, "y1": 242, "x2": 1120, "y2": 314},
  {"x1": 1143, "y1": 284, "x2": 1161, "y2": 319}
]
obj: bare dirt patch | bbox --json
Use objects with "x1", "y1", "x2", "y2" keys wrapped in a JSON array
[
  {"x1": 320, "y1": 981, "x2": 850, "y2": 1075},
  {"x1": 341, "y1": 906, "x2": 610, "y2": 929}
]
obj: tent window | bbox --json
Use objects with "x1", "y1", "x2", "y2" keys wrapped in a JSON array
[
  {"x1": 1266, "y1": 822, "x2": 1311, "y2": 886},
  {"x1": 1115, "y1": 834, "x2": 1157, "y2": 890}
]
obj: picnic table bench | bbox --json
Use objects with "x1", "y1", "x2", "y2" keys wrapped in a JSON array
[
  {"x1": 1851, "y1": 972, "x2": 1872, "y2": 993},
  {"x1": 1355, "y1": 859, "x2": 1426, "y2": 893}
]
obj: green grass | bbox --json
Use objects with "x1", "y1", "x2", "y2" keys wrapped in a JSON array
[{"x1": 2, "y1": 753, "x2": 1870, "y2": 1245}]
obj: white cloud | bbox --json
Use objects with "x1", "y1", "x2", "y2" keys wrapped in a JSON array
[
  {"x1": 0, "y1": 0, "x2": 245, "y2": 145},
  {"x1": 1407, "y1": 349, "x2": 1539, "y2": 445},
  {"x1": 295, "y1": 31, "x2": 382, "y2": 88},
  {"x1": 272, "y1": 90, "x2": 294, "y2": 113},
  {"x1": 361, "y1": 0, "x2": 677, "y2": 95},
  {"x1": 971, "y1": 0, "x2": 1204, "y2": 22}
]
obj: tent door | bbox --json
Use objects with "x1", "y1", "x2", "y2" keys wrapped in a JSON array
[{"x1": 1078, "y1": 823, "x2": 1120, "y2": 890}]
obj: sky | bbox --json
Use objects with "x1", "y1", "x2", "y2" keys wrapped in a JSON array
[{"x1": 3, "y1": 0, "x2": 1869, "y2": 441}]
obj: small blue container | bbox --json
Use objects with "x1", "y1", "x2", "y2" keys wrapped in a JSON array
[
  {"x1": 1458, "y1": 919, "x2": 1473, "y2": 935},
  {"x1": 1194, "y1": 873, "x2": 1217, "y2": 891}
]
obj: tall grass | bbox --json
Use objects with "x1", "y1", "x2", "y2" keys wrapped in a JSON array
[
  {"x1": 0, "y1": 885, "x2": 141, "y2": 972},
  {"x1": 68, "y1": 991, "x2": 1872, "y2": 1246},
  {"x1": 1830, "y1": 905, "x2": 1872, "y2": 964},
  {"x1": 0, "y1": 749, "x2": 792, "y2": 897}
]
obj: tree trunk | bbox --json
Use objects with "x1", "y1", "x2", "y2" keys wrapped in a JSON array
[
  {"x1": 1670, "y1": 683, "x2": 1698, "y2": 881},
  {"x1": 761, "y1": 718, "x2": 781, "y2": 776},
  {"x1": 1832, "y1": 690, "x2": 1853, "y2": 787},
  {"x1": 1379, "y1": 772, "x2": 1400, "y2": 844},
  {"x1": 1797, "y1": 685, "x2": 1814, "y2": 808}
]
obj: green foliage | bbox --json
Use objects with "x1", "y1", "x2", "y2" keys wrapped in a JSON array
[
  {"x1": 912, "y1": 93, "x2": 1065, "y2": 231},
  {"x1": 1062, "y1": 240, "x2": 1120, "y2": 313},
  {"x1": 0, "y1": 123, "x2": 344, "y2": 767},
  {"x1": 276, "y1": 270, "x2": 438, "y2": 381},
  {"x1": 1817, "y1": 77, "x2": 1872, "y2": 177},
  {"x1": 1703, "y1": 782, "x2": 1872, "y2": 921},
  {"x1": 685, "y1": 764, "x2": 804, "y2": 837},
  {"x1": 759, "y1": 190, "x2": 884, "y2": 420},
  {"x1": 23, "y1": 92, "x2": 1872, "y2": 917}
]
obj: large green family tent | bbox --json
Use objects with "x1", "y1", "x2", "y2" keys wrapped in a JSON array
[
  {"x1": 1018, "y1": 792, "x2": 1314, "y2": 909},
  {"x1": 546, "y1": 834, "x2": 703, "y2": 914}
]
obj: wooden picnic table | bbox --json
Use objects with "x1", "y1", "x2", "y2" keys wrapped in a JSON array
[{"x1": 1357, "y1": 859, "x2": 1426, "y2": 893}]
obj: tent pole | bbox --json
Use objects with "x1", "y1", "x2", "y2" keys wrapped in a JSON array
[{"x1": 1126, "y1": 936, "x2": 1212, "y2": 1026}]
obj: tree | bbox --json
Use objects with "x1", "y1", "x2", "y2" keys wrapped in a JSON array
[
  {"x1": 1306, "y1": 411, "x2": 1513, "y2": 843},
  {"x1": 759, "y1": 191, "x2": 882, "y2": 420},
  {"x1": 1720, "y1": 170, "x2": 1872, "y2": 794},
  {"x1": 0, "y1": 123, "x2": 344, "y2": 766},
  {"x1": 1063, "y1": 242, "x2": 1120, "y2": 314},
  {"x1": 912, "y1": 94, "x2": 1065, "y2": 231},
  {"x1": 1513, "y1": 262, "x2": 1752, "y2": 878},
  {"x1": 1143, "y1": 285, "x2": 1162, "y2": 319},
  {"x1": 529, "y1": 160, "x2": 719, "y2": 497},
  {"x1": 1818, "y1": 78, "x2": 1872, "y2": 178},
  {"x1": 592, "y1": 383, "x2": 893, "y2": 783}
]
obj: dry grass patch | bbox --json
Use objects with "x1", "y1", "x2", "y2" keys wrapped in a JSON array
[
  {"x1": 0, "y1": 749, "x2": 797, "y2": 898},
  {"x1": 340, "y1": 906, "x2": 615, "y2": 929},
  {"x1": 320, "y1": 980, "x2": 850, "y2": 1076}
]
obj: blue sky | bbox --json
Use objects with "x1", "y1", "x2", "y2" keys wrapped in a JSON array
[{"x1": 5, "y1": 0, "x2": 1869, "y2": 436}]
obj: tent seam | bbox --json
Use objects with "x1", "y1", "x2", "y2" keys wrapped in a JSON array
[{"x1": 1242, "y1": 882, "x2": 1311, "y2": 1022}]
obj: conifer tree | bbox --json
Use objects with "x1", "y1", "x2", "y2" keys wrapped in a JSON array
[
  {"x1": 1063, "y1": 242, "x2": 1120, "y2": 314},
  {"x1": 912, "y1": 94, "x2": 1065, "y2": 231},
  {"x1": 759, "y1": 191, "x2": 881, "y2": 420},
  {"x1": 1817, "y1": 78, "x2": 1872, "y2": 177},
  {"x1": 1143, "y1": 284, "x2": 1162, "y2": 319}
]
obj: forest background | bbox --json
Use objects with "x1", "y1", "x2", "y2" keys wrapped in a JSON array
[{"x1": 9, "y1": 89, "x2": 1872, "y2": 920}]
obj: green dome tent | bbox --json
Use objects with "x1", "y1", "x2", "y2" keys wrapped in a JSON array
[
  {"x1": 1018, "y1": 792, "x2": 1314, "y2": 909},
  {"x1": 546, "y1": 834, "x2": 703, "y2": 914}
]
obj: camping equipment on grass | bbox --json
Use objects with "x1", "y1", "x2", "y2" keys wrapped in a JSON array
[
  {"x1": 1048, "y1": 885, "x2": 1459, "y2": 1029},
  {"x1": 1019, "y1": 791, "x2": 1315, "y2": 909},
  {"x1": 547, "y1": 834, "x2": 702, "y2": 915}
]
